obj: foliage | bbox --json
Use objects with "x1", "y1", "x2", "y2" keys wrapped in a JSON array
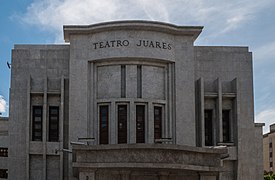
[{"x1": 264, "y1": 171, "x2": 275, "y2": 180}]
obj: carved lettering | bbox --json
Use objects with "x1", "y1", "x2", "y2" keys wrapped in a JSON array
[
  {"x1": 155, "y1": 41, "x2": 161, "y2": 48},
  {"x1": 92, "y1": 39, "x2": 172, "y2": 50},
  {"x1": 136, "y1": 40, "x2": 142, "y2": 46},
  {"x1": 93, "y1": 42, "x2": 99, "y2": 49},
  {"x1": 122, "y1": 40, "x2": 129, "y2": 46}
]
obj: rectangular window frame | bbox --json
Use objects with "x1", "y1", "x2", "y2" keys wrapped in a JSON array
[
  {"x1": 117, "y1": 104, "x2": 128, "y2": 144},
  {"x1": 121, "y1": 65, "x2": 126, "y2": 98},
  {"x1": 136, "y1": 104, "x2": 147, "y2": 143},
  {"x1": 222, "y1": 109, "x2": 232, "y2": 143},
  {"x1": 137, "y1": 65, "x2": 142, "y2": 98},
  {"x1": 32, "y1": 106, "x2": 43, "y2": 141},
  {"x1": 99, "y1": 105, "x2": 109, "y2": 144},
  {"x1": 0, "y1": 148, "x2": 8, "y2": 157},
  {"x1": 0, "y1": 169, "x2": 8, "y2": 179},
  {"x1": 48, "y1": 106, "x2": 59, "y2": 142},
  {"x1": 204, "y1": 109, "x2": 214, "y2": 146},
  {"x1": 154, "y1": 105, "x2": 164, "y2": 141}
]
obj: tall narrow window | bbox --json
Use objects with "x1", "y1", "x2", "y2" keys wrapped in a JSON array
[
  {"x1": 49, "y1": 106, "x2": 59, "y2": 142},
  {"x1": 154, "y1": 106, "x2": 162, "y2": 140},
  {"x1": 121, "y1": 65, "x2": 126, "y2": 98},
  {"x1": 137, "y1": 65, "x2": 142, "y2": 98},
  {"x1": 222, "y1": 110, "x2": 231, "y2": 143},
  {"x1": 136, "y1": 105, "x2": 145, "y2": 143},
  {"x1": 99, "y1": 106, "x2": 109, "y2": 144},
  {"x1": 204, "y1": 110, "x2": 213, "y2": 146},
  {"x1": 32, "y1": 106, "x2": 43, "y2": 141},
  {"x1": 118, "y1": 105, "x2": 127, "y2": 143}
]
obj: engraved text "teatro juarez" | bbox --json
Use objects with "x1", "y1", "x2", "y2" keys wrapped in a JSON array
[{"x1": 92, "y1": 39, "x2": 172, "y2": 50}]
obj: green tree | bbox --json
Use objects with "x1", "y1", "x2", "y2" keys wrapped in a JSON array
[{"x1": 264, "y1": 171, "x2": 275, "y2": 180}]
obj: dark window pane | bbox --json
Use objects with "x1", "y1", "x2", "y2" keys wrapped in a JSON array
[
  {"x1": 222, "y1": 110, "x2": 230, "y2": 143},
  {"x1": 34, "y1": 117, "x2": 42, "y2": 122},
  {"x1": 100, "y1": 106, "x2": 109, "y2": 144},
  {"x1": 49, "y1": 106, "x2": 59, "y2": 142},
  {"x1": 0, "y1": 169, "x2": 8, "y2": 178},
  {"x1": 137, "y1": 65, "x2": 142, "y2": 98},
  {"x1": 205, "y1": 110, "x2": 213, "y2": 146},
  {"x1": 34, "y1": 108, "x2": 42, "y2": 115},
  {"x1": 32, "y1": 106, "x2": 43, "y2": 141},
  {"x1": 136, "y1": 105, "x2": 145, "y2": 143},
  {"x1": 118, "y1": 105, "x2": 127, "y2": 143},
  {"x1": 0, "y1": 148, "x2": 8, "y2": 157},
  {"x1": 121, "y1": 65, "x2": 126, "y2": 98},
  {"x1": 34, "y1": 124, "x2": 42, "y2": 129},
  {"x1": 154, "y1": 106, "x2": 162, "y2": 140}
]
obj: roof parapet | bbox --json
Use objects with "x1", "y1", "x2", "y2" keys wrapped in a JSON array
[{"x1": 63, "y1": 20, "x2": 203, "y2": 42}]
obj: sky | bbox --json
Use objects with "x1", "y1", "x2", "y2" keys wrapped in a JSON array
[{"x1": 0, "y1": 0, "x2": 275, "y2": 133}]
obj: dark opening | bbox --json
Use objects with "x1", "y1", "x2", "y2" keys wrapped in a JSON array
[
  {"x1": 154, "y1": 106, "x2": 162, "y2": 140},
  {"x1": 118, "y1": 105, "x2": 127, "y2": 143},
  {"x1": 137, "y1": 65, "x2": 142, "y2": 98},
  {"x1": 222, "y1": 110, "x2": 231, "y2": 143},
  {"x1": 0, "y1": 169, "x2": 8, "y2": 179},
  {"x1": 0, "y1": 148, "x2": 8, "y2": 157},
  {"x1": 121, "y1": 65, "x2": 126, "y2": 98},
  {"x1": 136, "y1": 105, "x2": 145, "y2": 143},
  {"x1": 32, "y1": 106, "x2": 43, "y2": 141},
  {"x1": 204, "y1": 110, "x2": 213, "y2": 146},
  {"x1": 49, "y1": 106, "x2": 59, "y2": 142},
  {"x1": 99, "y1": 106, "x2": 109, "y2": 144}
]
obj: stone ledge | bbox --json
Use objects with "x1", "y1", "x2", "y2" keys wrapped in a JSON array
[
  {"x1": 73, "y1": 162, "x2": 222, "y2": 172},
  {"x1": 64, "y1": 20, "x2": 203, "y2": 42},
  {"x1": 73, "y1": 144, "x2": 227, "y2": 172}
]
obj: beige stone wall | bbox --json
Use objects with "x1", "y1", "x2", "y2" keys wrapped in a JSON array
[{"x1": 263, "y1": 131, "x2": 275, "y2": 172}]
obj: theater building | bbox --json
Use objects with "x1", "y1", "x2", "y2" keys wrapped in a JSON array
[
  {"x1": 263, "y1": 124, "x2": 275, "y2": 172},
  {"x1": 7, "y1": 21, "x2": 263, "y2": 180}
]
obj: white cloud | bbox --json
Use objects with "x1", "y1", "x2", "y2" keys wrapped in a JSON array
[
  {"x1": 16, "y1": 0, "x2": 275, "y2": 42},
  {"x1": 254, "y1": 41, "x2": 275, "y2": 62},
  {"x1": 256, "y1": 108, "x2": 275, "y2": 134},
  {"x1": 0, "y1": 95, "x2": 7, "y2": 113},
  {"x1": 135, "y1": 0, "x2": 169, "y2": 22}
]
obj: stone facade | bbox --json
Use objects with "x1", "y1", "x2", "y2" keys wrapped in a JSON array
[
  {"x1": 6, "y1": 21, "x2": 264, "y2": 180},
  {"x1": 263, "y1": 124, "x2": 275, "y2": 172},
  {"x1": 0, "y1": 117, "x2": 8, "y2": 179}
]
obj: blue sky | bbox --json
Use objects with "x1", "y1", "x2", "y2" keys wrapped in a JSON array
[{"x1": 0, "y1": 0, "x2": 275, "y2": 133}]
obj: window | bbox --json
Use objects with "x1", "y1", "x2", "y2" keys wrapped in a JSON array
[
  {"x1": 137, "y1": 65, "x2": 142, "y2": 98},
  {"x1": 121, "y1": 65, "x2": 126, "y2": 98},
  {"x1": 154, "y1": 106, "x2": 162, "y2": 140},
  {"x1": 222, "y1": 110, "x2": 231, "y2": 143},
  {"x1": 49, "y1": 106, "x2": 59, "y2": 142},
  {"x1": 270, "y1": 152, "x2": 273, "y2": 158},
  {"x1": 99, "y1": 106, "x2": 109, "y2": 144},
  {"x1": 204, "y1": 110, "x2": 213, "y2": 146},
  {"x1": 32, "y1": 106, "x2": 43, "y2": 141},
  {"x1": 270, "y1": 162, "x2": 273, "y2": 168},
  {"x1": 136, "y1": 105, "x2": 145, "y2": 143},
  {"x1": 0, "y1": 148, "x2": 8, "y2": 157},
  {"x1": 0, "y1": 169, "x2": 8, "y2": 179},
  {"x1": 118, "y1": 105, "x2": 127, "y2": 144},
  {"x1": 270, "y1": 142, "x2": 273, "y2": 148}
]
